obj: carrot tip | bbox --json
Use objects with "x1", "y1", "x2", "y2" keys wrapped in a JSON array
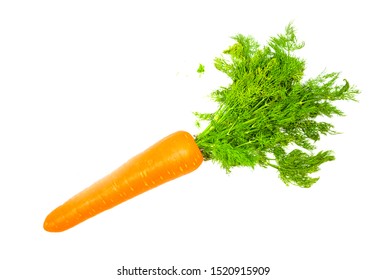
[
  {"x1": 43, "y1": 211, "x2": 67, "y2": 233},
  {"x1": 43, "y1": 220, "x2": 54, "y2": 232},
  {"x1": 43, "y1": 217, "x2": 58, "y2": 232}
]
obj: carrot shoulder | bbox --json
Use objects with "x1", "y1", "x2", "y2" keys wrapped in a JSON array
[{"x1": 44, "y1": 131, "x2": 203, "y2": 232}]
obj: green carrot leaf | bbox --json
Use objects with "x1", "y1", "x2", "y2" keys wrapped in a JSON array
[
  {"x1": 195, "y1": 23, "x2": 359, "y2": 188},
  {"x1": 197, "y1": 63, "x2": 205, "y2": 74}
]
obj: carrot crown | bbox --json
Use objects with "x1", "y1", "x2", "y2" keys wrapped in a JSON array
[{"x1": 194, "y1": 24, "x2": 359, "y2": 188}]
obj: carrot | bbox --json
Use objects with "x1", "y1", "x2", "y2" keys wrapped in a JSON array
[
  {"x1": 44, "y1": 131, "x2": 203, "y2": 232},
  {"x1": 44, "y1": 25, "x2": 358, "y2": 232}
]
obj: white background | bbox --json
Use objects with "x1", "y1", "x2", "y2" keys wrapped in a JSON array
[{"x1": 1, "y1": 1, "x2": 385, "y2": 279}]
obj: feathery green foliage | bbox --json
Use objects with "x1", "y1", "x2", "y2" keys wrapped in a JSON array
[
  {"x1": 197, "y1": 63, "x2": 205, "y2": 74},
  {"x1": 194, "y1": 24, "x2": 359, "y2": 188}
]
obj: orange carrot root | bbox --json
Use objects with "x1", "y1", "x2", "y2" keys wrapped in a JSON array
[{"x1": 44, "y1": 131, "x2": 203, "y2": 232}]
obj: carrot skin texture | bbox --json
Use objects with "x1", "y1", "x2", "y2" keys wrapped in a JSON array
[{"x1": 44, "y1": 131, "x2": 203, "y2": 232}]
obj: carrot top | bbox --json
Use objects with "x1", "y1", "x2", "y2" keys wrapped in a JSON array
[{"x1": 194, "y1": 24, "x2": 359, "y2": 188}]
